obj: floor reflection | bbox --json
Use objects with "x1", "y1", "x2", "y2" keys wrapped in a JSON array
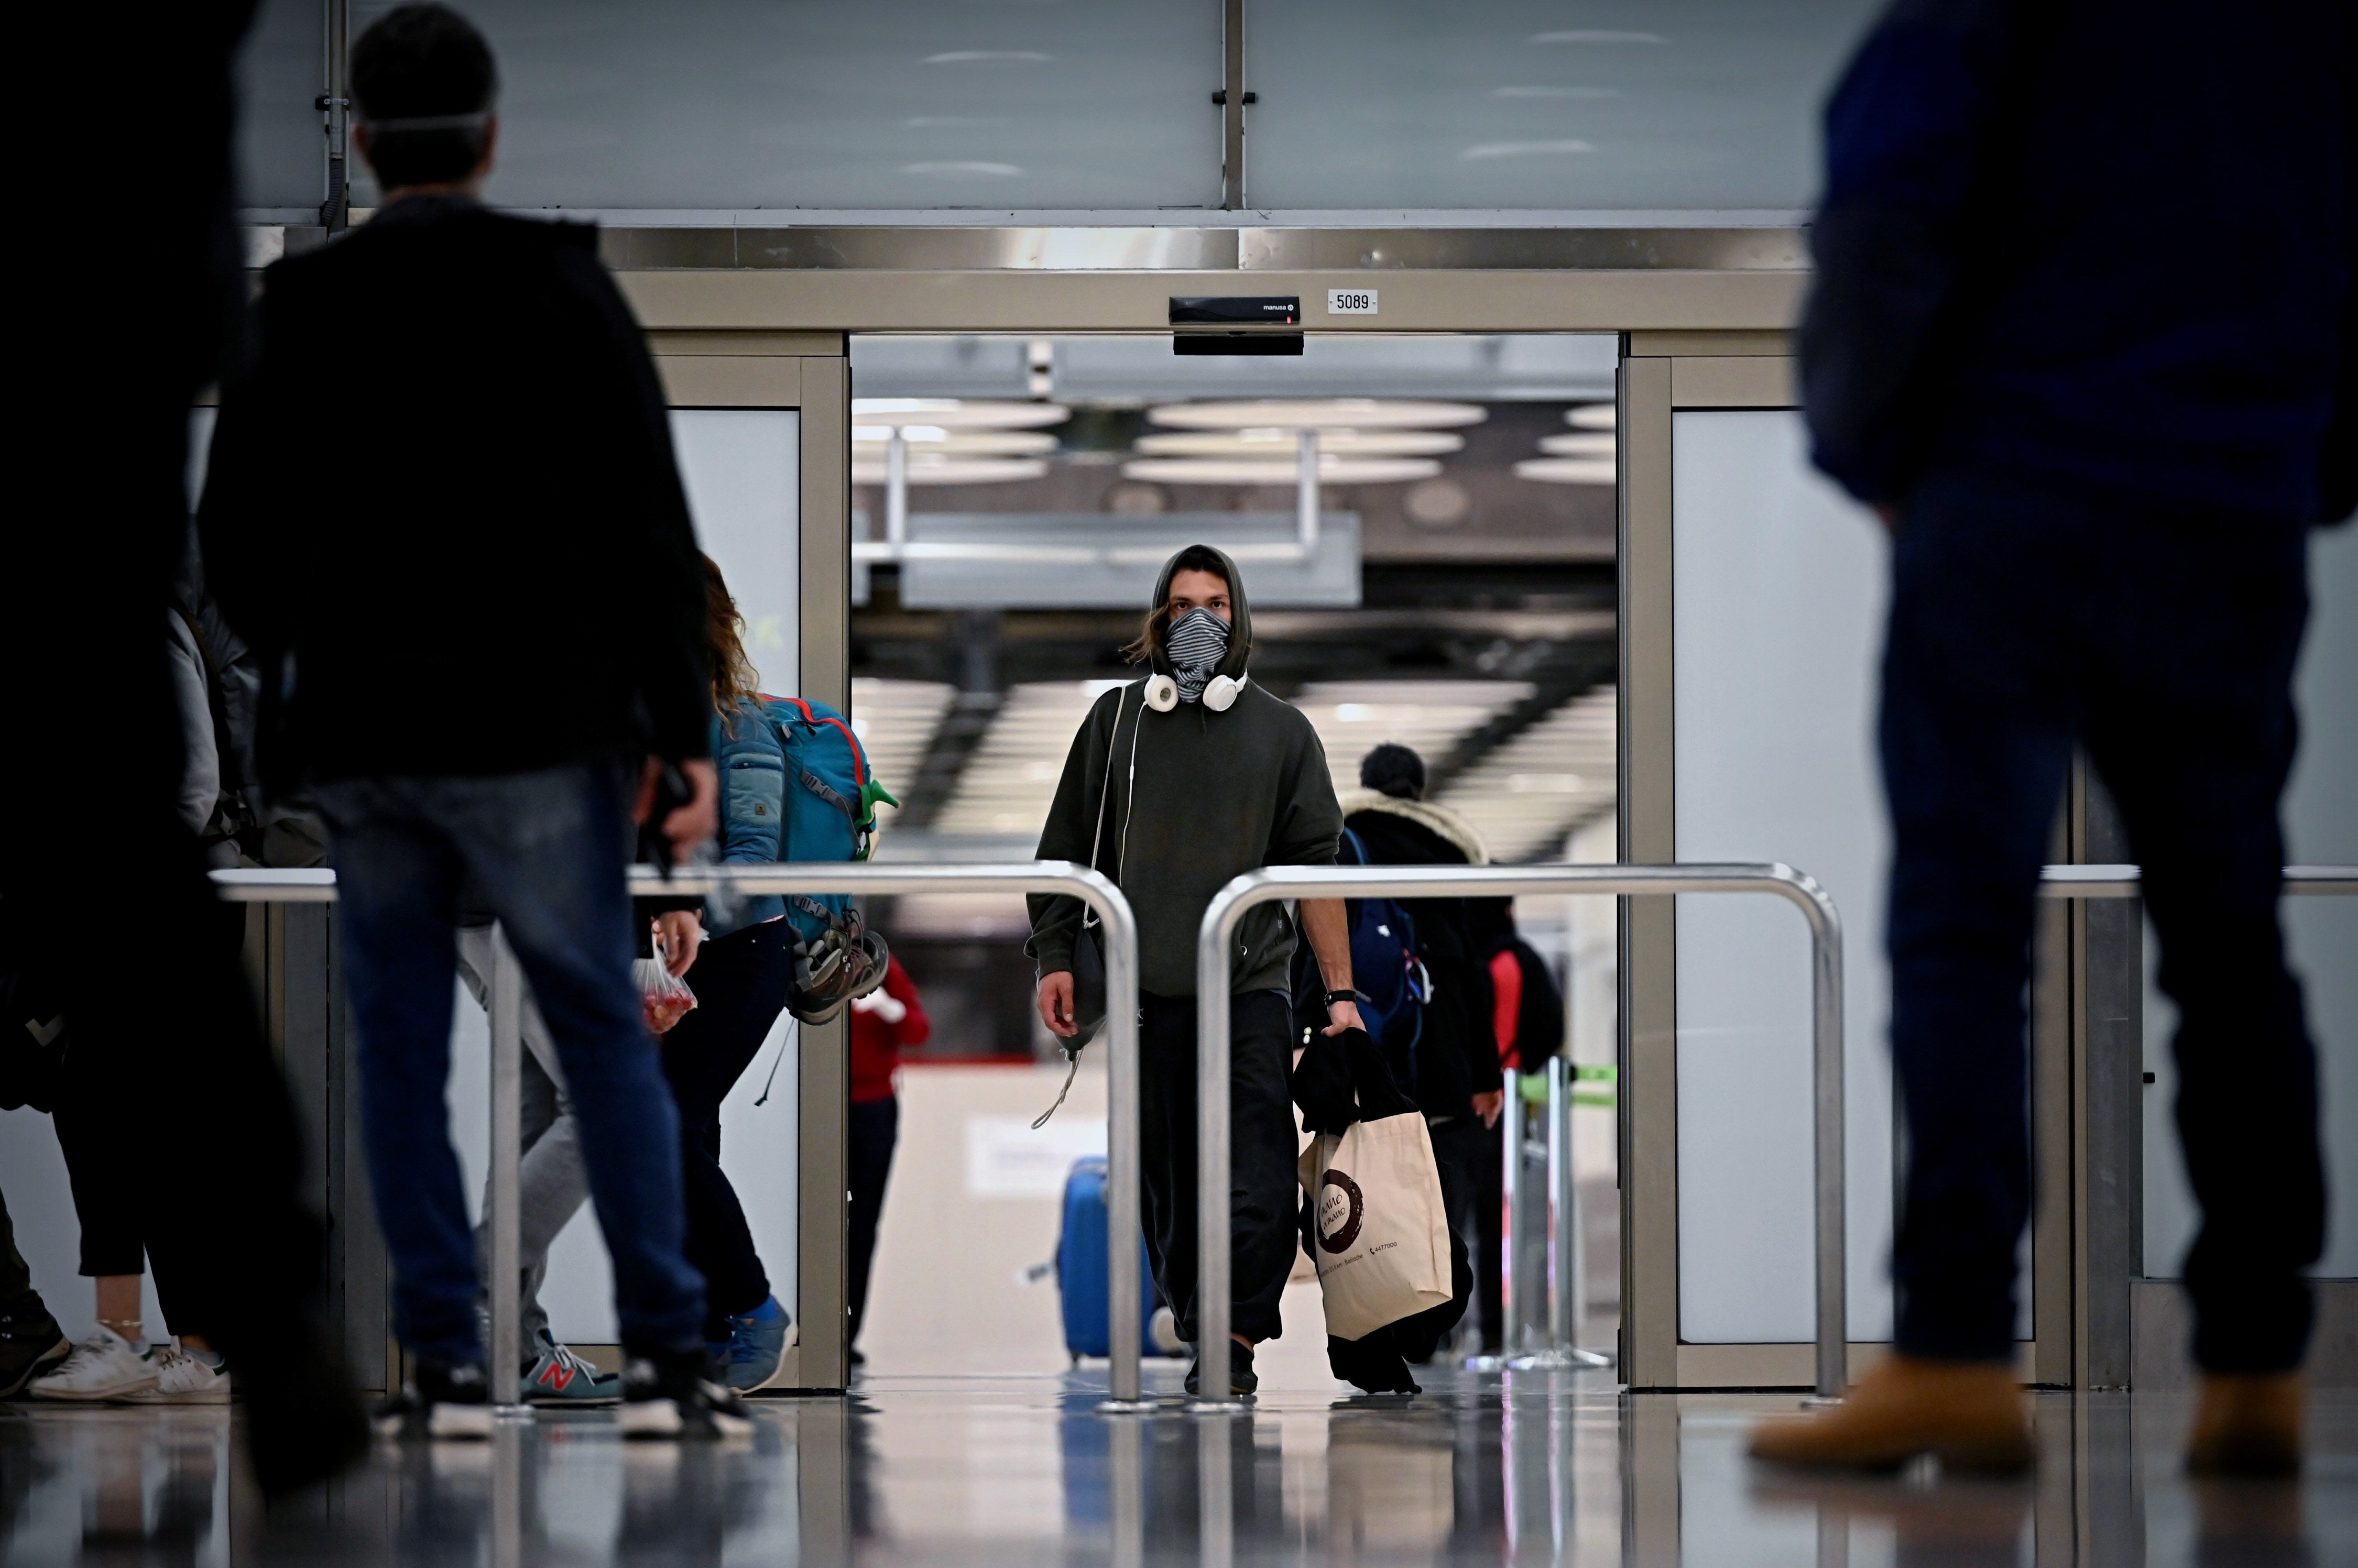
[{"x1": 3, "y1": 1368, "x2": 2351, "y2": 1565}]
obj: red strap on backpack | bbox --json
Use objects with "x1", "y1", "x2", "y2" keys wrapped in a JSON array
[{"x1": 769, "y1": 695, "x2": 871, "y2": 784}]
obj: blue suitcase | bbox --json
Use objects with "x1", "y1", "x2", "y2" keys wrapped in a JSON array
[{"x1": 1055, "y1": 1156, "x2": 1161, "y2": 1360}]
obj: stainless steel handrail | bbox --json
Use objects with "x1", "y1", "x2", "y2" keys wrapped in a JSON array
[
  {"x1": 1193, "y1": 861, "x2": 1848, "y2": 1406},
  {"x1": 212, "y1": 860, "x2": 1147, "y2": 1408}
]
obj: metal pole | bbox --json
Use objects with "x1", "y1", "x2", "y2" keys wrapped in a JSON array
[
  {"x1": 320, "y1": 0, "x2": 350, "y2": 233},
  {"x1": 209, "y1": 860, "x2": 1145, "y2": 1406},
  {"x1": 886, "y1": 426, "x2": 909, "y2": 554},
  {"x1": 1548, "y1": 1055, "x2": 1578, "y2": 1353},
  {"x1": 1507, "y1": 1082, "x2": 1537, "y2": 1353},
  {"x1": 1295, "y1": 429, "x2": 1319, "y2": 555},
  {"x1": 1502, "y1": 1078, "x2": 1527, "y2": 1353},
  {"x1": 487, "y1": 925, "x2": 525, "y2": 1410},
  {"x1": 1219, "y1": 0, "x2": 1246, "y2": 210},
  {"x1": 1110, "y1": 1414, "x2": 1144, "y2": 1568},
  {"x1": 1198, "y1": 1407, "x2": 1235, "y2": 1568},
  {"x1": 1196, "y1": 861, "x2": 1850, "y2": 1402},
  {"x1": 1195, "y1": 924, "x2": 1235, "y2": 1410}
]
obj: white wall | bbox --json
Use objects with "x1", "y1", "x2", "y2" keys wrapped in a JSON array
[
  {"x1": 1671, "y1": 409, "x2": 1895, "y2": 1344},
  {"x1": 671, "y1": 409, "x2": 800, "y2": 697},
  {"x1": 2145, "y1": 522, "x2": 2358, "y2": 1279}
]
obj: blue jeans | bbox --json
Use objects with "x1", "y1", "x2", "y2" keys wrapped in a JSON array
[
  {"x1": 1881, "y1": 468, "x2": 2321, "y2": 1370},
  {"x1": 317, "y1": 763, "x2": 706, "y2": 1365}
]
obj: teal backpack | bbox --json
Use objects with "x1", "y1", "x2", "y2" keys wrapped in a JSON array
[{"x1": 763, "y1": 695, "x2": 897, "y2": 1023}]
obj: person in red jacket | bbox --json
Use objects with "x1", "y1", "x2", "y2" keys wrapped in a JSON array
[{"x1": 845, "y1": 956, "x2": 930, "y2": 1366}]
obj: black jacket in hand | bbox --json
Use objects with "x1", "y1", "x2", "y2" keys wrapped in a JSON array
[
  {"x1": 1290, "y1": 1024, "x2": 1472, "y2": 1395},
  {"x1": 200, "y1": 196, "x2": 713, "y2": 784}
]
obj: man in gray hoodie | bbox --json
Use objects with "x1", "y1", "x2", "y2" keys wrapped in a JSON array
[{"x1": 1028, "y1": 545, "x2": 1360, "y2": 1397}]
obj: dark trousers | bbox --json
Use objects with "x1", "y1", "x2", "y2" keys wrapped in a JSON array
[
  {"x1": 1, "y1": 1189, "x2": 59, "y2": 1333},
  {"x1": 320, "y1": 765, "x2": 707, "y2": 1363},
  {"x1": 1428, "y1": 1115, "x2": 1499, "y2": 1353},
  {"x1": 1883, "y1": 467, "x2": 2321, "y2": 1370},
  {"x1": 660, "y1": 920, "x2": 794, "y2": 1340},
  {"x1": 1139, "y1": 990, "x2": 1299, "y2": 1345},
  {"x1": 48, "y1": 904, "x2": 244, "y2": 1337},
  {"x1": 847, "y1": 1095, "x2": 899, "y2": 1348}
]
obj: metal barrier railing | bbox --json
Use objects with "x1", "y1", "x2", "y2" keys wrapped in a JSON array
[
  {"x1": 2038, "y1": 864, "x2": 2358, "y2": 898},
  {"x1": 1193, "y1": 862, "x2": 1849, "y2": 1406},
  {"x1": 213, "y1": 861, "x2": 1145, "y2": 1408}
]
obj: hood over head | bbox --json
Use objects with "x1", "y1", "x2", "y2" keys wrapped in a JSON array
[{"x1": 1146, "y1": 544, "x2": 1253, "y2": 683}]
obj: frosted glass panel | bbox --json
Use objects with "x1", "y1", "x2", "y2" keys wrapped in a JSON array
[
  {"x1": 2145, "y1": 522, "x2": 2358, "y2": 1279},
  {"x1": 345, "y1": 0, "x2": 1219, "y2": 212},
  {"x1": 671, "y1": 409, "x2": 799, "y2": 697},
  {"x1": 1672, "y1": 410, "x2": 1894, "y2": 1344},
  {"x1": 1248, "y1": 0, "x2": 1882, "y2": 211}
]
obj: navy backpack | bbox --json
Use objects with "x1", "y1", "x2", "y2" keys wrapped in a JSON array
[{"x1": 1340, "y1": 827, "x2": 1432, "y2": 1057}]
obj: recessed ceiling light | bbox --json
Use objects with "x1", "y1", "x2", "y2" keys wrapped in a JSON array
[
  {"x1": 853, "y1": 427, "x2": 1057, "y2": 455},
  {"x1": 1491, "y1": 85, "x2": 1623, "y2": 99},
  {"x1": 1540, "y1": 432, "x2": 1616, "y2": 457},
  {"x1": 849, "y1": 456, "x2": 1048, "y2": 485},
  {"x1": 1528, "y1": 30, "x2": 1667, "y2": 45},
  {"x1": 1513, "y1": 457, "x2": 1616, "y2": 486},
  {"x1": 1566, "y1": 404, "x2": 1617, "y2": 430},
  {"x1": 1148, "y1": 399, "x2": 1486, "y2": 431},
  {"x1": 1122, "y1": 456, "x2": 1441, "y2": 485},
  {"x1": 1134, "y1": 430, "x2": 1463, "y2": 457},
  {"x1": 1460, "y1": 140, "x2": 1596, "y2": 161},
  {"x1": 853, "y1": 399, "x2": 1070, "y2": 430}
]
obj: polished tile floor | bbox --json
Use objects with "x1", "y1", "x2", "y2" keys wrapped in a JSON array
[{"x1": 4, "y1": 1363, "x2": 2352, "y2": 1565}]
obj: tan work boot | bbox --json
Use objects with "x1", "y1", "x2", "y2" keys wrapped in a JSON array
[
  {"x1": 2186, "y1": 1372, "x2": 2303, "y2": 1477},
  {"x1": 1748, "y1": 1354, "x2": 2032, "y2": 1473}
]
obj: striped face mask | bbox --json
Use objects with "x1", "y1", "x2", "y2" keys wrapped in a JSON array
[{"x1": 1163, "y1": 606, "x2": 1231, "y2": 703}]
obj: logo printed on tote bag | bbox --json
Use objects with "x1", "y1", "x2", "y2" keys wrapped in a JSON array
[{"x1": 1316, "y1": 1169, "x2": 1364, "y2": 1253}]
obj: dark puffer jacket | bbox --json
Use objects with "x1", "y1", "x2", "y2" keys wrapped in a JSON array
[{"x1": 1324, "y1": 790, "x2": 1504, "y2": 1123}]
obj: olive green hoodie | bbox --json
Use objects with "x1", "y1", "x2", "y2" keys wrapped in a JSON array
[{"x1": 1027, "y1": 546, "x2": 1343, "y2": 996}]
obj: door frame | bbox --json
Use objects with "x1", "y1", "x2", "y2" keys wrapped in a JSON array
[
  {"x1": 1617, "y1": 333, "x2": 2082, "y2": 1389},
  {"x1": 651, "y1": 331, "x2": 854, "y2": 1390},
  {"x1": 618, "y1": 244, "x2": 1821, "y2": 1392}
]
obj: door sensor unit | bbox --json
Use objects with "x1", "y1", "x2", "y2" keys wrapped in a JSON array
[
  {"x1": 1173, "y1": 333, "x2": 1305, "y2": 356},
  {"x1": 1170, "y1": 296, "x2": 1304, "y2": 354},
  {"x1": 1169, "y1": 295, "x2": 1301, "y2": 326}
]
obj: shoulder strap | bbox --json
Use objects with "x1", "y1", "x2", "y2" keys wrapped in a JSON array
[
  {"x1": 1082, "y1": 686, "x2": 1131, "y2": 927},
  {"x1": 777, "y1": 695, "x2": 872, "y2": 785}
]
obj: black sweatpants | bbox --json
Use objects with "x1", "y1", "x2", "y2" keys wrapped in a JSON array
[
  {"x1": 1139, "y1": 989, "x2": 1300, "y2": 1345},
  {"x1": 847, "y1": 1095, "x2": 899, "y2": 1348},
  {"x1": 659, "y1": 920, "x2": 794, "y2": 1341},
  {"x1": 1883, "y1": 467, "x2": 2322, "y2": 1372},
  {"x1": 1427, "y1": 1115, "x2": 1492, "y2": 1354}
]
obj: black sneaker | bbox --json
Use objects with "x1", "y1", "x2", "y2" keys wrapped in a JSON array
[
  {"x1": 374, "y1": 1359, "x2": 494, "y2": 1440},
  {"x1": 1184, "y1": 1343, "x2": 1258, "y2": 1399},
  {"x1": 619, "y1": 1348, "x2": 753, "y2": 1440},
  {"x1": 0, "y1": 1306, "x2": 71, "y2": 1398}
]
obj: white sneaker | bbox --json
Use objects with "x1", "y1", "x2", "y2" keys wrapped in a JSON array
[
  {"x1": 28, "y1": 1326, "x2": 157, "y2": 1402},
  {"x1": 123, "y1": 1343, "x2": 232, "y2": 1405}
]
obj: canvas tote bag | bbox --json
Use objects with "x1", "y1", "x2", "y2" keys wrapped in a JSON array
[{"x1": 1297, "y1": 1112, "x2": 1454, "y2": 1340}]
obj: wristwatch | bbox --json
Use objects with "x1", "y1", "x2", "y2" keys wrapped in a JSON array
[{"x1": 1324, "y1": 989, "x2": 1365, "y2": 1008}]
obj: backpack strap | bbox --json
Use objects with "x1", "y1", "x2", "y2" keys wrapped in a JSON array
[{"x1": 777, "y1": 696, "x2": 871, "y2": 784}]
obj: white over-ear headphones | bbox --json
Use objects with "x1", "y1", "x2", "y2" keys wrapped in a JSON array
[{"x1": 1142, "y1": 672, "x2": 1247, "y2": 712}]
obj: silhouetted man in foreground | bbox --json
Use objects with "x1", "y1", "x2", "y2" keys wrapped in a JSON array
[
  {"x1": 1753, "y1": 0, "x2": 2353, "y2": 1476},
  {"x1": 203, "y1": 4, "x2": 736, "y2": 1439},
  {"x1": 8, "y1": 1, "x2": 368, "y2": 1492}
]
